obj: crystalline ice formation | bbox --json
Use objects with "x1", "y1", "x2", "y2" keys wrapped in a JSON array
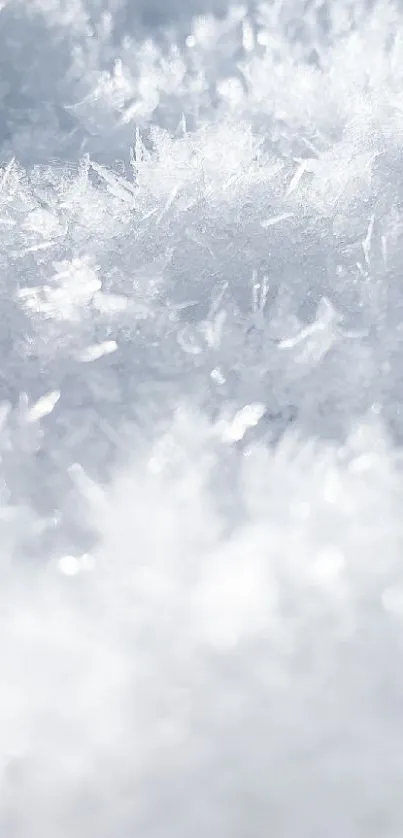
[{"x1": 2, "y1": 0, "x2": 403, "y2": 836}]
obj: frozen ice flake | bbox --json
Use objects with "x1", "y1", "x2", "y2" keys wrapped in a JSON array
[
  {"x1": 261, "y1": 212, "x2": 294, "y2": 229},
  {"x1": 155, "y1": 185, "x2": 180, "y2": 225},
  {"x1": 0, "y1": 157, "x2": 15, "y2": 192},
  {"x1": 219, "y1": 403, "x2": 266, "y2": 443},
  {"x1": 177, "y1": 325, "x2": 203, "y2": 355},
  {"x1": 362, "y1": 213, "x2": 375, "y2": 266},
  {"x1": 201, "y1": 309, "x2": 227, "y2": 350},
  {"x1": 27, "y1": 391, "x2": 60, "y2": 423},
  {"x1": 18, "y1": 258, "x2": 103, "y2": 321},
  {"x1": 92, "y1": 292, "x2": 129, "y2": 314},
  {"x1": 286, "y1": 161, "x2": 310, "y2": 196},
  {"x1": 12, "y1": 241, "x2": 56, "y2": 258},
  {"x1": 210, "y1": 367, "x2": 226, "y2": 385},
  {"x1": 78, "y1": 341, "x2": 118, "y2": 363},
  {"x1": 68, "y1": 463, "x2": 107, "y2": 511},
  {"x1": 90, "y1": 161, "x2": 136, "y2": 204},
  {"x1": 216, "y1": 77, "x2": 244, "y2": 106},
  {"x1": 251, "y1": 270, "x2": 270, "y2": 320},
  {"x1": 242, "y1": 19, "x2": 255, "y2": 52},
  {"x1": 278, "y1": 297, "x2": 341, "y2": 366}
]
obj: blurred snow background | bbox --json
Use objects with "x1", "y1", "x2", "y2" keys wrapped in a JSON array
[{"x1": 2, "y1": 0, "x2": 403, "y2": 834}]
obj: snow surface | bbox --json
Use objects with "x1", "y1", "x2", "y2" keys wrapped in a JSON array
[{"x1": 2, "y1": 0, "x2": 403, "y2": 834}]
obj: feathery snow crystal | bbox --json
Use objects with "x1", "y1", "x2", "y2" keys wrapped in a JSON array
[{"x1": 1, "y1": 0, "x2": 403, "y2": 834}]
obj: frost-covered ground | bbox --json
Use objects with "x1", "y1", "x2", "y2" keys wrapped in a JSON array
[{"x1": 2, "y1": 0, "x2": 403, "y2": 834}]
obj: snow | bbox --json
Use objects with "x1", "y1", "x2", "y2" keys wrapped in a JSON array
[{"x1": 2, "y1": 0, "x2": 403, "y2": 834}]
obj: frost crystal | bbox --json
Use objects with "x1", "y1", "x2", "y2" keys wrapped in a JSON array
[{"x1": 2, "y1": 0, "x2": 403, "y2": 835}]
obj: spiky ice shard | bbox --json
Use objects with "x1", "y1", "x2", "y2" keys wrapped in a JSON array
[{"x1": 1, "y1": 0, "x2": 403, "y2": 835}]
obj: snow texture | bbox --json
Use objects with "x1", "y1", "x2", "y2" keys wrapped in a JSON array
[{"x1": 2, "y1": 0, "x2": 403, "y2": 834}]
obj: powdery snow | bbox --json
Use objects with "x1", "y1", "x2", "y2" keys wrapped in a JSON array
[{"x1": 1, "y1": 0, "x2": 403, "y2": 835}]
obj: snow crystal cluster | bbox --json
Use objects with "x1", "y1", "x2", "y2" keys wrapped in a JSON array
[{"x1": 2, "y1": 0, "x2": 403, "y2": 834}]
